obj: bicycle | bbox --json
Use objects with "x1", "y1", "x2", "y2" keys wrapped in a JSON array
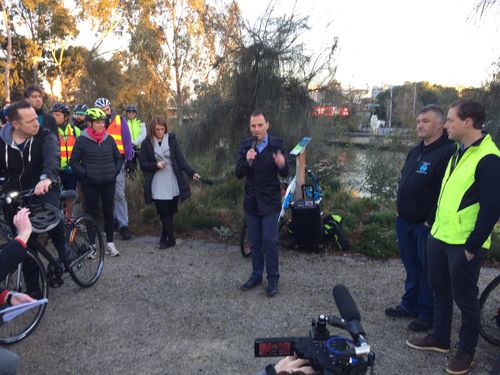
[
  {"x1": 0, "y1": 189, "x2": 104, "y2": 344},
  {"x1": 479, "y1": 273, "x2": 500, "y2": 347}
]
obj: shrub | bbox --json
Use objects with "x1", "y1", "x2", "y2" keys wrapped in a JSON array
[
  {"x1": 357, "y1": 223, "x2": 398, "y2": 259},
  {"x1": 367, "y1": 210, "x2": 397, "y2": 227}
]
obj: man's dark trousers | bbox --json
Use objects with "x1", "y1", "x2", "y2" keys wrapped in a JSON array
[
  {"x1": 246, "y1": 211, "x2": 280, "y2": 282},
  {"x1": 397, "y1": 216, "x2": 433, "y2": 323},
  {"x1": 428, "y1": 235, "x2": 486, "y2": 354}
]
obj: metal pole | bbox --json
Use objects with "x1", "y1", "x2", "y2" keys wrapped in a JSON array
[
  {"x1": 412, "y1": 82, "x2": 417, "y2": 119},
  {"x1": 388, "y1": 87, "x2": 393, "y2": 128}
]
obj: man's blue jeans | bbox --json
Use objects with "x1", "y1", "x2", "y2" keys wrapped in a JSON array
[
  {"x1": 396, "y1": 216, "x2": 433, "y2": 322},
  {"x1": 246, "y1": 211, "x2": 280, "y2": 282}
]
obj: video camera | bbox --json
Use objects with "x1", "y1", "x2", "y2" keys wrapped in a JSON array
[{"x1": 254, "y1": 284, "x2": 375, "y2": 375}]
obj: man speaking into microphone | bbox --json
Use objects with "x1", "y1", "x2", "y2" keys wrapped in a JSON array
[{"x1": 236, "y1": 111, "x2": 288, "y2": 297}]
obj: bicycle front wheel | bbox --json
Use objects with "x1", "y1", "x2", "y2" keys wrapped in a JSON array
[
  {"x1": 66, "y1": 213, "x2": 104, "y2": 288},
  {"x1": 480, "y1": 274, "x2": 500, "y2": 347},
  {"x1": 0, "y1": 250, "x2": 49, "y2": 344}
]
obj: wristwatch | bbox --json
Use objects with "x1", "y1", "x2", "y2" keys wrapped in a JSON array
[
  {"x1": 40, "y1": 174, "x2": 49, "y2": 181},
  {"x1": 6, "y1": 291, "x2": 14, "y2": 305}
]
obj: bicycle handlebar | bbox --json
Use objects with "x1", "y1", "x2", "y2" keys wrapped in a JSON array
[{"x1": 0, "y1": 189, "x2": 36, "y2": 205}]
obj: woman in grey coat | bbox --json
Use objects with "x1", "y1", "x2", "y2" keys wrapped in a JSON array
[{"x1": 139, "y1": 116, "x2": 200, "y2": 249}]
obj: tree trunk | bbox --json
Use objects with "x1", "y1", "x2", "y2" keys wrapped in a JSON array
[
  {"x1": 60, "y1": 69, "x2": 68, "y2": 102},
  {"x1": 2, "y1": 5, "x2": 11, "y2": 103}
]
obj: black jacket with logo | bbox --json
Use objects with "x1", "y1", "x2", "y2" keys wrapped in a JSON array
[{"x1": 397, "y1": 132, "x2": 455, "y2": 224}]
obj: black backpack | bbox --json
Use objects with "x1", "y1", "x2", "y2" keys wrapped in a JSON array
[{"x1": 323, "y1": 214, "x2": 350, "y2": 251}]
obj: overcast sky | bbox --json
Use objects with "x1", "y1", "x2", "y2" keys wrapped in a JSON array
[{"x1": 238, "y1": 0, "x2": 500, "y2": 88}]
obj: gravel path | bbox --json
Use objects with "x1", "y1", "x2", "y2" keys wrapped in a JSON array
[{"x1": 7, "y1": 236, "x2": 499, "y2": 375}]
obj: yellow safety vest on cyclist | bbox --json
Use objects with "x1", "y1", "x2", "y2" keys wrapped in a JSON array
[
  {"x1": 127, "y1": 118, "x2": 143, "y2": 147},
  {"x1": 431, "y1": 134, "x2": 500, "y2": 249},
  {"x1": 58, "y1": 124, "x2": 80, "y2": 169}
]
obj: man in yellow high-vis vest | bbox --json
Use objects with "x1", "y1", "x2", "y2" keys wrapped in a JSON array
[{"x1": 407, "y1": 100, "x2": 500, "y2": 375}]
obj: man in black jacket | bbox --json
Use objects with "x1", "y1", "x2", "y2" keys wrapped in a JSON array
[
  {"x1": 385, "y1": 105, "x2": 455, "y2": 332},
  {"x1": 0, "y1": 101, "x2": 75, "y2": 290},
  {"x1": 23, "y1": 85, "x2": 57, "y2": 136},
  {"x1": 236, "y1": 111, "x2": 288, "y2": 296}
]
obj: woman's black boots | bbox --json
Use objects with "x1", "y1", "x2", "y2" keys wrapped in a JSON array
[{"x1": 160, "y1": 214, "x2": 175, "y2": 249}]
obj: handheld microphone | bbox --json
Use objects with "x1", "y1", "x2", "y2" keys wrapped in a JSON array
[{"x1": 249, "y1": 136, "x2": 258, "y2": 167}]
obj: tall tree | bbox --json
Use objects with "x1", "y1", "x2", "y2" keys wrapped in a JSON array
[
  {"x1": 124, "y1": 0, "x2": 219, "y2": 127},
  {"x1": 77, "y1": 52, "x2": 125, "y2": 106},
  {"x1": 0, "y1": 0, "x2": 12, "y2": 103},
  {"x1": 10, "y1": 0, "x2": 77, "y2": 85}
]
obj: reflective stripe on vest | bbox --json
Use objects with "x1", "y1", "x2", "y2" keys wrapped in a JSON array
[
  {"x1": 431, "y1": 134, "x2": 500, "y2": 249},
  {"x1": 128, "y1": 118, "x2": 142, "y2": 143},
  {"x1": 108, "y1": 115, "x2": 125, "y2": 154},
  {"x1": 58, "y1": 124, "x2": 79, "y2": 169}
]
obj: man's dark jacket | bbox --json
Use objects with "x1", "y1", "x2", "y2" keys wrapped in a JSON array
[
  {"x1": 397, "y1": 131, "x2": 455, "y2": 224},
  {"x1": 69, "y1": 131, "x2": 122, "y2": 186},
  {"x1": 0, "y1": 123, "x2": 60, "y2": 193},
  {"x1": 139, "y1": 134, "x2": 195, "y2": 204},
  {"x1": 235, "y1": 135, "x2": 288, "y2": 216},
  {"x1": 36, "y1": 108, "x2": 58, "y2": 136}
]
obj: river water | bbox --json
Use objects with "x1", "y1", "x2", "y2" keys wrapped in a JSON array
[{"x1": 329, "y1": 145, "x2": 407, "y2": 197}]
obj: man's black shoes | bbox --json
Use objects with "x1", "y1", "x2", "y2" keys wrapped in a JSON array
[
  {"x1": 240, "y1": 278, "x2": 262, "y2": 290},
  {"x1": 408, "y1": 318, "x2": 433, "y2": 332},
  {"x1": 385, "y1": 305, "x2": 416, "y2": 318},
  {"x1": 266, "y1": 280, "x2": 278, "y2": 297}
]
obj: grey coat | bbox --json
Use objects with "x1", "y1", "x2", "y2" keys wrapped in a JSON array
[{"x1": 139, "y1": 133, "x2": 195, "y2": 204}]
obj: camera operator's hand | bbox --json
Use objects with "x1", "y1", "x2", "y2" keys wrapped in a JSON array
[
  {"x1": 274, "y1": 356, "x2": 317, "y2": 375},
  {"x1": 13, "y1": 208, "x2": 32, "y2": 244}
]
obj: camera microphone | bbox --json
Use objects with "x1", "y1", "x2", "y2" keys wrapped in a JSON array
[
  {"x1": 332, "y1": 284, "x2": 361, "y2": 322},
  {"x1": 332, "y1": 284, "x2": 366, "y2": 343},
  {"x1": 248, "y1": 136, "x2": 258, "y2": 167}
]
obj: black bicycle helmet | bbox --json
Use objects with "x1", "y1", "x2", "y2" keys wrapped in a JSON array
[
  {"x1": 29, "y1": 204, "x2": 63, "y2": 233},
  {"x1": 50, "y1": 103, "x2": 71, "y2": 116},
  {"x1": 73, "y1": 103, "x2": 88, "y2": 116},
  {"x1": 125, "y1": 104, "x2": 137, "y2": 113}
]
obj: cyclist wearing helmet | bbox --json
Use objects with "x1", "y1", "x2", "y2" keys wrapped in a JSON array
[
  {"x1": 94, "y1": 97, "x2": 133, "y2": 240},
  {"x1": 23, "y1": 85, "x2": 57, "y2": 135},
  {"x1": 125, "y1": 104, "x2": 146, "y2": 173},
  {"x1": 72, "y1": 103, "x2": 88, "y2": 130},
  {"x1": 69, "y1": 108, "x2": 123, "y2": 256},
  {"x1": 0, "y1": 100, "x2": 76, "y2": 291},
  {"x1": 125, "y1": 104, "x2": 146, "y2": 149},
  {"x1": 51, "y1": 103, "x2": 81, "y2": 220}
]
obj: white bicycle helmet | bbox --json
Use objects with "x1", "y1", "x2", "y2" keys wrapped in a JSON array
[
  {"x1": 29, "y1": 204, "x2": 63, "y2": 233},
  {"x1": 94, "y1": 97, "x2": 111, "y2": 108}
]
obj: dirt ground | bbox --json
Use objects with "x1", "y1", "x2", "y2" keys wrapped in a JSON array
[{"x1": 5, "y1": 235, "x2": 499, "y2": 375}]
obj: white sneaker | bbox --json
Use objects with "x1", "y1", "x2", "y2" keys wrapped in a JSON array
[{"x1": 106, "y1": 242, "x2": 120, "y2": 257}]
